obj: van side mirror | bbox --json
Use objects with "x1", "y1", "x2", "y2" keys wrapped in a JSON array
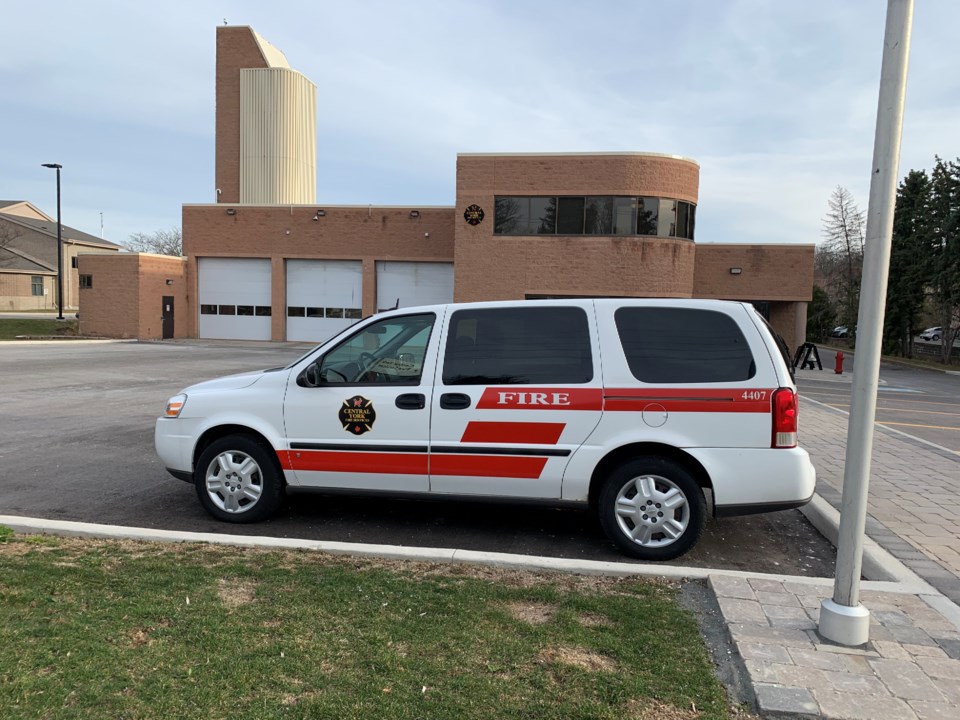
[{"x1": 298, "y1": 362, "x2": 321, "y2": 388}]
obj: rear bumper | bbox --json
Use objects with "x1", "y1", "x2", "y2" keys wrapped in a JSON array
[
  {"x1": 685, "y1": 446, "x2": 817, "y2": 515},
  {"x1": 714, "y1": 493, "x2": 814, "y2": 518}
]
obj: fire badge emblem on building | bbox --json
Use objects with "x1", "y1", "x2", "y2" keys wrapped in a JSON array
[{"x1": 463, "y1": 204, "x2": 484, "y2": 226}]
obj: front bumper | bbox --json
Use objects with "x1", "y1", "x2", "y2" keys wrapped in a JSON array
[{"x1": 155, "y1": 417, "x2": 200, "y2": 478}]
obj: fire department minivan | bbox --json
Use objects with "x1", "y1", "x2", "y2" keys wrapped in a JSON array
[{"x1": 156, "y1": 299, "x2": 815, "y2": 560}]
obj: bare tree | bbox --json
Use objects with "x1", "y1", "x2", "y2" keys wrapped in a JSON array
[
  {"x1": 124, "y1": 227, "x2": 183, "y2": 256},
  {"x1": 0, "y1": 221, "x2": 24, "y2": 267},
  {"x1": 820, "y1": 186, "x2": 866, "y2": 329}
]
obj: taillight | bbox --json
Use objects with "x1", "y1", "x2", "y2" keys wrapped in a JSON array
[{"x1": 772, "y1": 388, "x2": 798, "y2": 448}]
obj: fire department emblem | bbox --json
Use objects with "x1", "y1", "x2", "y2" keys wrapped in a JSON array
[
  {"x1": 463, "y1": 204, "x2": 484, "y2": 226},
  {"x1": 339, "y1": 395, "x2": 376, "y2": 435}
]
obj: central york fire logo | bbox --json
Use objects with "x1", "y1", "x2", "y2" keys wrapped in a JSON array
[{"x1": 339, "y1": 395, "x2": 376, "y2": 435}]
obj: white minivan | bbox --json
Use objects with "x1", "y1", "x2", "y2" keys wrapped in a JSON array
[{"x1": 156, "y1": 299, "x2": 815, "y2": 560}]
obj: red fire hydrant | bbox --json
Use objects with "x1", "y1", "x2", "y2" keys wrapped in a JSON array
[{"x1": 835, "y1": 350, "x2": 844, "y2": 375}]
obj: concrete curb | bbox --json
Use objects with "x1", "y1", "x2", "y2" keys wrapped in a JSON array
[
  {"x1": 798, "y1": 494, "x2": 933, "y2": 590},
  {"x1": 0, "y1": 510, "x2": 929, "y2": 595}
]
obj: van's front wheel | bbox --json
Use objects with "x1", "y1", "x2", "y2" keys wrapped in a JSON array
[
  {"x1": 598, "y1": 457, "x2": 706, "y2": 561},
  {"x1": 195, "y1": 435, "x2": 284, "y2": 523}
]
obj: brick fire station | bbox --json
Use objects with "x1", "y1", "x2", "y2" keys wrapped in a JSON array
[{"x1": 78, "y1": 26, "x2": 814, "y2": 349}]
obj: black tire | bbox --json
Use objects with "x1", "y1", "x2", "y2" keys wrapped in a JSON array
[
  {"x1": 597, "y1": 456, "x2": 706, "y2": 561},
  {"x1": 194, "y1": 435, "x2": 284, "y2": 523},
  {"x1": 932, "y1": 335, "x2": 940, "y2": 341}
]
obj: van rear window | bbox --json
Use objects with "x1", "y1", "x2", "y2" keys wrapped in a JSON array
[{"x1": 615, "y1": 308, "x2": 756, "y2": 383}]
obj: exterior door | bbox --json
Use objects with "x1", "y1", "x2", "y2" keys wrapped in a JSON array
[
  {"x1": 428, "y1": 304, "x2": 603, "y2": 499},
  {"x1": 282, "y1": 311, "x2": 441, "y2": 492},
  {"x1": 162, "y1": 296, "x2": 174, "y2": 339}
]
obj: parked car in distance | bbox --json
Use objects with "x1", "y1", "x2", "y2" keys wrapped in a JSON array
[
  {"x1": 828, "y1": 326, "x2": 850, "y2": 338},
  {"x1": 156, "y1": 299, "x2": 816, "y2": 561},
  {"x1": 920, "y1": 327, "x2": 942, "y2": 341}
]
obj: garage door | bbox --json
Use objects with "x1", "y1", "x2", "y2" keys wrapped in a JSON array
[
  {"x1": 376, "y1": 261, "x2": 453, "y2": 312},
  {"x1": 198, "y1": 258, "x2": 272, "y2": 340},
  {"x1": 286, "y1": 260, "x2": 363, "y2": 342}
]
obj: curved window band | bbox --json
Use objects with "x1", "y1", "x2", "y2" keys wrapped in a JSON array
[{"x1": 493, "y1": 195, "x2": 695, "y2": 240}]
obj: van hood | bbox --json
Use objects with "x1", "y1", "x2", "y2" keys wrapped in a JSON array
[{"x1": 183, "y1": 370, "x2": 269, "y2": 394}]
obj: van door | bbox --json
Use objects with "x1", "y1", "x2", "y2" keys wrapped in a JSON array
[
  {"x1": 282, "y1": 312, "x2": 440, "y2": 492},
  {"x1": 429, "y1": 304, "x2": 603, "y2": 499}
]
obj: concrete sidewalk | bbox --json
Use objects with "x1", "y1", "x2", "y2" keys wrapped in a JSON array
[{"x1": 710, "y1": 400, "x2": 960, "y2": 717}]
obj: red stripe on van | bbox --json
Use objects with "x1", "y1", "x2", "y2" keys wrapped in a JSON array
[
  {"x1": 430, "y1": 454, "x2": 548, "y2": 479},
  {"x1": 461, "y1": 422, "x2": 565, "y2": 444},
  {"x1": 280, "y1": 450, "x2": 547, "y2": 479},
  {"x1": 282, "y1": 451, "x2": 429, "y2": 475},
  {"x1": 603, "y1": 388, "x2": 774, "y2": 413}
]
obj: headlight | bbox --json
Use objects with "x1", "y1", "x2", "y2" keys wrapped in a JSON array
[{"x1": 164, "y1": 394, "x2": 187, "y2": 418}]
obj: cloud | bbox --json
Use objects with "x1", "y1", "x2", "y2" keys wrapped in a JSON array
[{"x1": 0, "y1": 0, "x2": 957, "y2": 248}]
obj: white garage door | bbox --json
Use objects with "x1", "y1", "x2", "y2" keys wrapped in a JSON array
[
  {"x1": 198, "y1": 258, "x2": 272, "y2": 340},
  {"x1": 376, "y1": 261, "x2": 454, "y2": 312},
  {"x1": 286, "y1": 260, "x2": 363, "y2": 342}
]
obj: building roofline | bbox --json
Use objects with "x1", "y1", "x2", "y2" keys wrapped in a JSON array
[
  {"x1": 0, "y1": 244, "x2": 56, "y2": 271},
  {"x1": 183, "y1": 203, "x2": 456, "y2": 210},
  {"x1": 696, "y1": 242, "x2": 817, "y2": 248},
  {"x1": 0, "y1": 213, "x2": 120, "y2": 248},
  {"x1": 456, "y1": 151, "x2": 700, "y2": 167}
]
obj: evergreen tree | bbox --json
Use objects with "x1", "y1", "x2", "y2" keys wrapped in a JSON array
[
  {"x1": 928, "y1": 157, "x2": 960, "y2": 361},
  {"x1": 884, "y1": 170, "x2": 931, "y2": 356}
]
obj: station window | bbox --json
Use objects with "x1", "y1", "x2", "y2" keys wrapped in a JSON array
[
  {"x1": 31, "y1": 276, "x2": 44, "y2": 296},
  {"x1": 79, "y1": 274, "x2": 93, "y2": 289},
  {"x1": 493, "y1": 195, "x2": 695, "y2": 239}
]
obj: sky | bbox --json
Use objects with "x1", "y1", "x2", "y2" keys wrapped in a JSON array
[{"x1": 1, "y1": 1, "x2": 957, "y2": 247}]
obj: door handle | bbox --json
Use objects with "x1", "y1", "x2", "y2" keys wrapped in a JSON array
[
  {"x1": 395, "y1": 393, "x2": 426, "y2": 410},
  {"x1": 439, "y1": 393, "x2": 471, "y2": 410}
]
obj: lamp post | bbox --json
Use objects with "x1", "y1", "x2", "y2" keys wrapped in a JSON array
[{"x1": 41, "y1": 163, "x2": 64, "y2": 320}]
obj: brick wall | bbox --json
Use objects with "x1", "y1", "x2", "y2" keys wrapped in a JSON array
[
  {"x1": 0, "y1": 272, "x2": 55, "y2": 311},
  {"x1": 454, "y1": 153, "x2": 700, "y2": 301},
  {"x1": 182, "y1": 204, "x2": 456, "y2": 339},
  {"x1": 77, "y1": 253, "x2": 186, "y2": 339},
  {"x1": 215, "y1": 27, "x2": 269, "y2": 204},
  {"x1": 137, "y1": 255, "x2": 188, "y2": 339},
  {"x1": 693, "y1": 244, "x2": 814, "y2": 301}
]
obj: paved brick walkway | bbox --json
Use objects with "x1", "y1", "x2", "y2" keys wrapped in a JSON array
[
  {"x1": 801, "y1": 400, "x2": 960, "y2": 604},
  {"x1": 712, "y1": 575, "x2": 960, "y2": 719},
  {"x1": 709, "y1": 392, "x2": 960, "y2": 718}
]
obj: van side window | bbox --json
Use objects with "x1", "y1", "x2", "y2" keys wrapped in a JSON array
[
  {"x1": 615, "y1": 308, "x2": 756, "y2": 383},
  {"x1": 443, "y1": 307, "x2": 593, "y2": 385},
  {"x1": 318, "y1": 313, "x2": 435, "y2": 384}
]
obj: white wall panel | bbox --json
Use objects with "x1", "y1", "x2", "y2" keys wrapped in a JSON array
[
  {"x1": 286, "y1": 260, "x2": 362, "y2": 342},
  {"x1": 376, "y1": 261, "x2": 454, "y2": 312},
  {"x1": 198, "y1": 258, "x2": 272, "y2": 341}
]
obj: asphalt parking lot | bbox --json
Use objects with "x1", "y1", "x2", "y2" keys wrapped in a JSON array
[
  {"x1": 0, "y1": 340, "x2": 837, "y2": 575},
  {"x1": 799, "y1": 346, "x2": 960, "y2": 453}
]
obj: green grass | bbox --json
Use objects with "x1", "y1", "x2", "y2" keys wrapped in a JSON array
[
  {"x1": 0, "y1": 535, "x2": 730, "y2": 720},
  {"x1": 0, "y1": 318, "x2": 78, "y2": 339}
]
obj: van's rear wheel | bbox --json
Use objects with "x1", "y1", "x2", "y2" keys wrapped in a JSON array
[
  {"x1": 194, "y1": 435, "x2": 284, "y2": 523},
  {"x1": 598, "y1": 457, "x2": 706, "y2": 561}
]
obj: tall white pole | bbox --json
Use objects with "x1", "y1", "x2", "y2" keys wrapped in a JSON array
[{"x1": 819, "y1": 0, "x2": 914, "y2": 646}]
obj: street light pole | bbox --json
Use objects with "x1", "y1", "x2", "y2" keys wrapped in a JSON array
[
  {"x1": 818, "y1": 0, "x2": 914, "y2": 647},
  {"x1": 41, "y1": 163, "x2": 64, "y2": 320}
]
